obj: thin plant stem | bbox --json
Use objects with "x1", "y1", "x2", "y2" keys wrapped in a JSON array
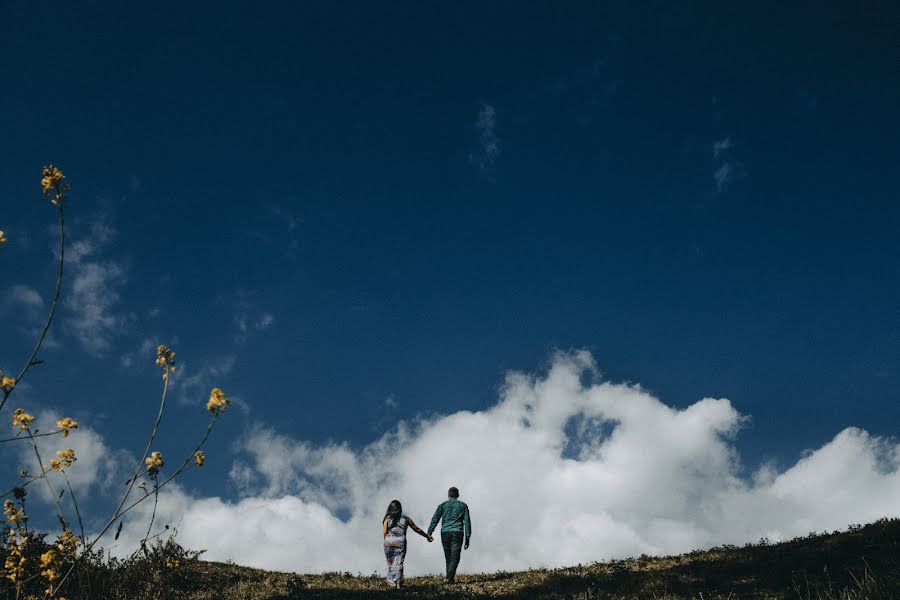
[
  {"x1": 25, "y1": 428, "x2": 69, "y2": 530},
  {"x1": 0, "y1": 202, "x2": 64, "y2": 414},
  {"x1": 0, "y1": 429, "x2": 68, "y2": 444},
  {"x1": 63, "y1": 472, "x2": 85, "y2": 542},
  {"x1": 51, "y1": 412, "x2": 220, "y2": 596},
  {"x1": 141, "y1": 476, "x2": 161, "y2": 553}
]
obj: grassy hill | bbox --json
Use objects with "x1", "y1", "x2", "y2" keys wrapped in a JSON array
[
  {"x1": 148, "y1": 519, "x2": 899, "y2": 599},
  {"x1": 6, "y1": 519, "x2": 898, "y2": 599}
]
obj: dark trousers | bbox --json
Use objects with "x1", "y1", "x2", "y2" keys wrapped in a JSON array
[{"x1": 440, "y1": 531, "x2": 463, "y2": 583}]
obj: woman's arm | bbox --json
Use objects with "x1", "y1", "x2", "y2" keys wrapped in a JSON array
[
  {"x1": 383, "y1": 518, "x2": 389, "y2": 539},
  {"x1": 407, "y1": 518, "x2": 433, "y2": 541}
]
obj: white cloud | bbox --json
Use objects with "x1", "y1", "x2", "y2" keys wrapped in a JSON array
[
  {"x1": 470, "y1": 103, "x2": 501, "y2": 173},
  {"x1": 96, "y1": 352, "x2": 900, "y2": 576},
  {"x1": 15, "y1": 410, "x2": 131, "y2": 508},
  {"x1": 64, "y1": 220, "x2": 132, "y2": 353},
  {"x1": 257, "y1": 314, "x2": 274, "y2": 330}
]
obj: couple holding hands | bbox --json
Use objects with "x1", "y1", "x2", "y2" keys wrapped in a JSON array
[{"x1": 382, "y1": 486, "x2": 472, "y2": 589}]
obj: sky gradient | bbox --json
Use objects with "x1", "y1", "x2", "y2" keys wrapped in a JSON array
[{"x1": 1, "y1": 1, "x2": 899, "y2": 572}]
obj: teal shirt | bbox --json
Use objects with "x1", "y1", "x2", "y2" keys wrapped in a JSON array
[{"x1": 427, "y1": 498, "x2": 471, "y2": 540}]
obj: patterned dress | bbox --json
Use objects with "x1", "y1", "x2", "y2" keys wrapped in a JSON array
[{"x1": 383, "y1": 514, "x2": 409, "y2": 586}]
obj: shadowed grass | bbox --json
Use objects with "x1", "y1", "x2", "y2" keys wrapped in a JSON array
[{"x1": 62, "y1": 518, "x2": 896, "y2": 600}]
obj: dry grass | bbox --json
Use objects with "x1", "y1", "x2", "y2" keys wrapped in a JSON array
[{"x1": 135, "y1": 518, "x2": 900, "y2": 600}]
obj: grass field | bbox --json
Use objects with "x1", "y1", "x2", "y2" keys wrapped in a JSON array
[
  {"x1": 137, "y1": 518, "x2": 899, "y2": 599},
  {"x1": 4, "y1": 518, "x2": 897, "y2": 599}
]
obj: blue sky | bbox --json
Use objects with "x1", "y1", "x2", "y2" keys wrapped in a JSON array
[{"x1": 1, "y1": 1, "x2": 899, "y2": 571}]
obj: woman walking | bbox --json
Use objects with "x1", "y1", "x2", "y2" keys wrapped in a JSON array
[{"x1": 383, "y1": 499, "x2": 432, "y2": 589}]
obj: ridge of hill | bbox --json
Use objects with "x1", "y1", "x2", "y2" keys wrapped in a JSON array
[{"x1": 165, "y1": 519, "x2": 899, "y2": 599}]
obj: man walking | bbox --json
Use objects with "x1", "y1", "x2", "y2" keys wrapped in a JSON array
[{"x1": 427, "y1": 486, "x2": 471, "y2": 585}]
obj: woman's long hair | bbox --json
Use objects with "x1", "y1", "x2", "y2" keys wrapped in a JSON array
[{"x1": 384, "y1": 500, "x2": 402, "y2": 529}]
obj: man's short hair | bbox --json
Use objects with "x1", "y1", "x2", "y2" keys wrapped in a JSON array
[{"x1": 448, "y1": 487, "x2": 459, "y2": 498}]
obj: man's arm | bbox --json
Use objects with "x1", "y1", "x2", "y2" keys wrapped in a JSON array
[
  {"x1": 463, "y1": 504, "x2": 471, "y2": 549},
  {"x1": 427, "y1": 502, "x2": 444, "y2": 537}
]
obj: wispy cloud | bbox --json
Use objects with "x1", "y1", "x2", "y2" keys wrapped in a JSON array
[
  {"x1": 469, "y1": 103, "x2": 501, "y2": 173},
  {"x1": 2, "y1": 284, "x2": 44, "y2": 330},
  {"x1": 231, "y1": 292, "x2": 275, "y2": 343},
  {"x1": 712, "y1": 137, "x2": 733, "y2": 159},
  {"x1": 257, "y1": 313, "x2": 274, "y2": 330},
  {"x1": 176, "y1": 354, "x2": 249, "y2": 413},
  {"x1": 711, "y1": 136, "x2": 745, "y2": 193},
  {"x1": 120, "y1": 338, "x2": 156, "y2": 369},
  {"x1": 63, "y1": 219, "x2": 132, "y2": 353}
]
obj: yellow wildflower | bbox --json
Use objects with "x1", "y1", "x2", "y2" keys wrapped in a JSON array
[
  {"x1": 56, "y1": 417, "x2": 78, "y2": 437},
  {"x1": 0, "y1": 374, "x2": 15, "y2": 390},
  {"x1": 145, "y1": 450, "x2": 164, "y2": 475},
  {"x1": 40, "y1": 165, "x2": 69, "y2": 205},
  {"x1": 0, "y1": 230, "x2": 6, "y2": 244},
  {"x1": 165, "y1": 557, "x2": 180, "y2": 569},
  {"x1": 194, "y1": 450, "x2": 205, "y2": 466},
  {"x1": 39, "y1": 548, "x2": 59, "y2": 581},
  {"x1": 3, "y1": 533, "x2": 27, "y2": 583},
  {"x1": 3, "y1": 500, "x2": 26, "y2": 526},
  {"x1": 207, "y1": 387, "x2": 230, "y2": 414},
  {"x1": 56, "y1": 529, "x2": 79, "y2": 555},
  {"x1": 54, "y1": 448, "x2": 76, "y2": 469},
  {"x1": 156, "y1": 344, "x2": 175, "y2": 366},
  {"x1": 11, "y1": 408, "x2": 34, "y2": 430}
]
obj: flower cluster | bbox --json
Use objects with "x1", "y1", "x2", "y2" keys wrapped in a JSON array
[
  {"x1": 207, "y1": 388, "x2": 230, "y2": 414},
  {"x1": 0, "y1": 229, "x2": 6, "y2": 245},
  {"x1": 193, "y1": 450, "x2": 205, "y2": 466},
  {"x1": 38, "y1": 529, "x2": 79, "y2": 597},
  {"x1": 56, "y1": 417, "x2": 78, "y2": 437},
  {"x1": 0, "y1": 371, "x2": 15, "y2": 391},
  {"x1": 40, "y1": 165, "x2": 70, "y2": 206},
  {"x1": 3, "y1": 531, "x2": 27, "y2": 585},
  {"x1": 145, "y1": 451, "x2": 164, "y2": 476},
  {"x1": 4, "y1": 499, "x2": 27, "y2": 527},
  {"x1": 156, "y1": 344, "x2": 177, "y2": 380},
  {"x1": 11, "y1": 408, "x2": 34, "y2": 430},
  {"x1": 50, "y1": 448, "x2": 76, "y2": 472},
  {"x1": 2, "y1": 497, "x2": 30, "y2": 587}
]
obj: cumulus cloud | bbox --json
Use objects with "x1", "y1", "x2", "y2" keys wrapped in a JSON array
[
  {"x1": 64, "y1": 220, "x2": 132, "y2": 353},
  {"x1": 470, "y1": 103, "x2": 501, "y2": 173},
  {"x1": 98, "y1": 352, "x2": 900, "y2": 576}
]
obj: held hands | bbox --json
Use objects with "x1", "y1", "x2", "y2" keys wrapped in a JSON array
[{"x1": 427, "y1": 535, "x2": 433, "y2": 543}]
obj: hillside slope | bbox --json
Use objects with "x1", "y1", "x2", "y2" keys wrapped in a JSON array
[{"x1": 163, "y1": 519, "x2": 899, "y2": 599}]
